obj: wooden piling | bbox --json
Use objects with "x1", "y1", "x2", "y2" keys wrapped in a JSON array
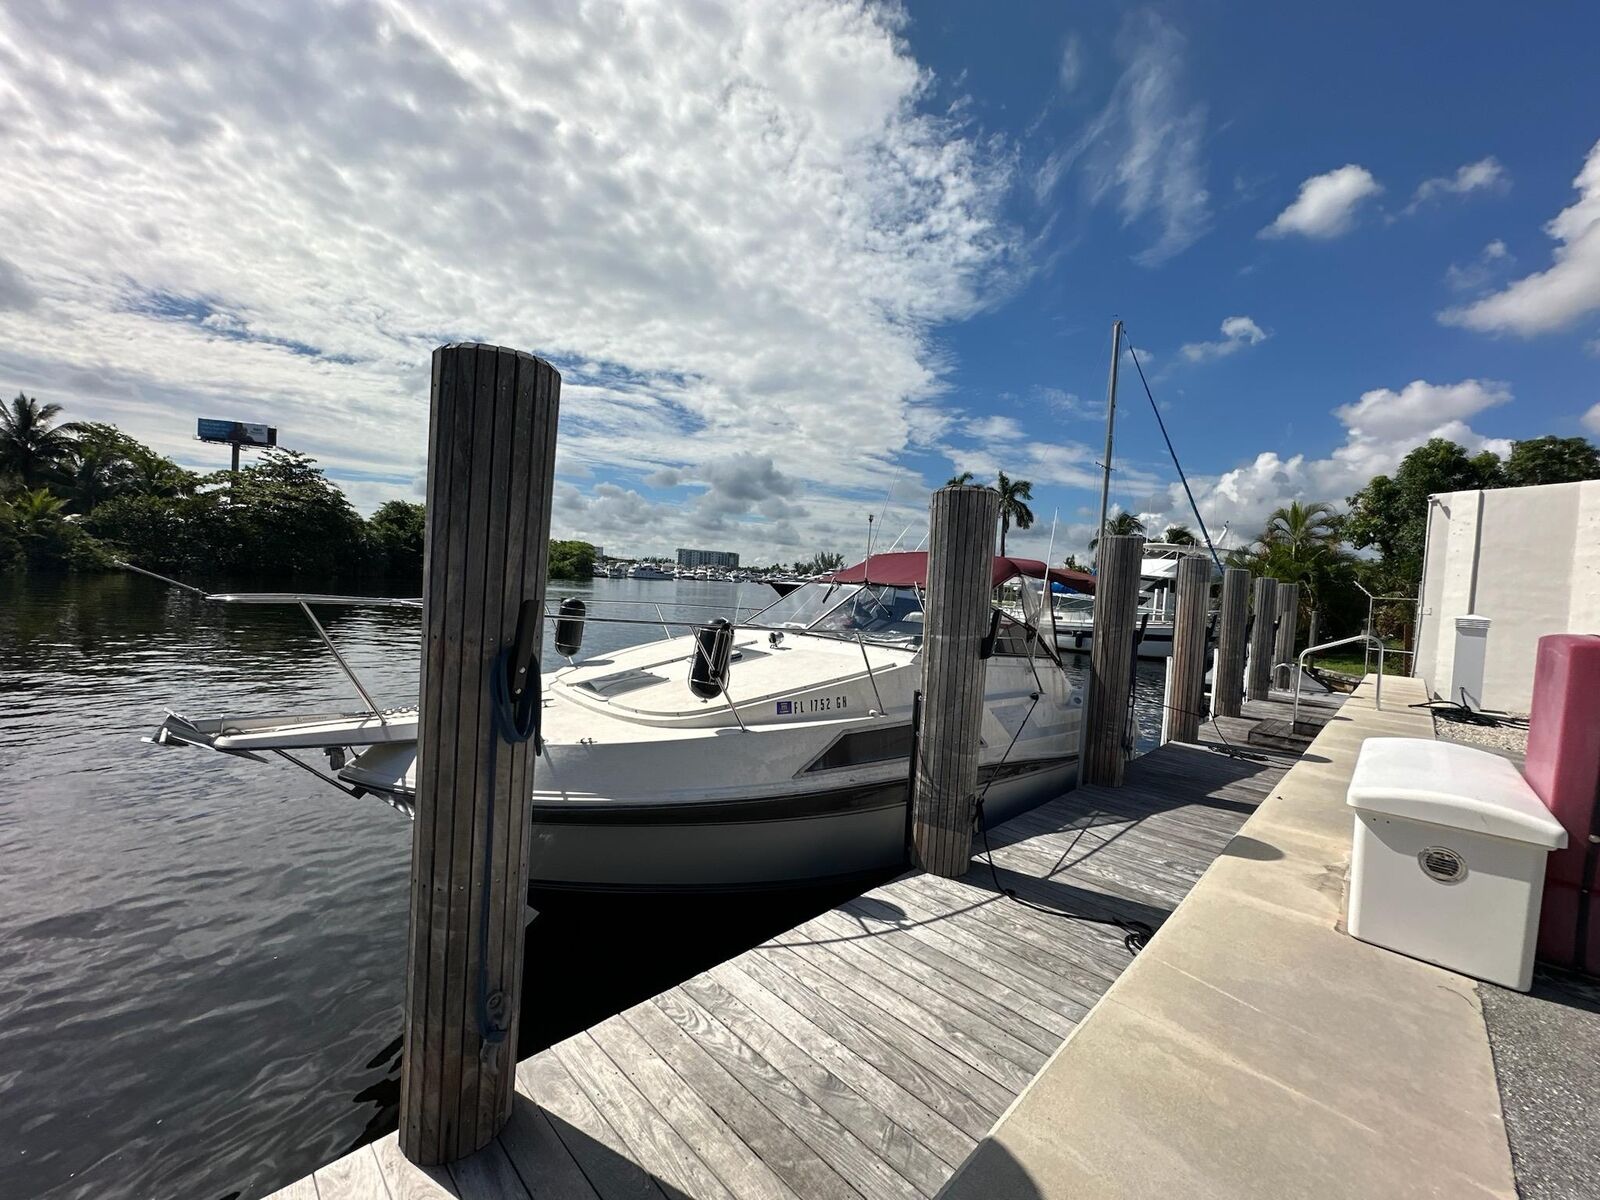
[
  {"x1": 1082, "y1": 534, "x2": 1144, "y2": 786},
  {"x1": 1246, "y1": 576, "x2": 1277, "y2": 700},
  {"x1": 1274, "y1": 581, "x2": 1301, "y2": 685},
  {"x1": 1163, "y1": 556, "x2": 1212, "y2": 744},
  {"x1": 1212, "y1": 567, "x2": 1250, "y2": 718},
  {"x1": 400, "y1": 343, "x2": 560, "y2": 1165},
  {"x1": 911, "y1": 484, "x2": 1001, "y2": 877}
]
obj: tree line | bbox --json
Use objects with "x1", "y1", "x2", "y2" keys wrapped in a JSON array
[
  {"x1": 0, "y1": 394, "x2": 596, "y2": 583},
  {"x1": 1091, "y1": 434, "x2": 1600, "y2": 646}
]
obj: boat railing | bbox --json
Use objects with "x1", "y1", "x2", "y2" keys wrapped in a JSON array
[{"x1": 1293, "y1": 633, "x2": 1385, "y2": 725}]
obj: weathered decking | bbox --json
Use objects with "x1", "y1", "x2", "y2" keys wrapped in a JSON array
[{"x1": 269, "y1": 694, "x2": 1340, "y2": 1200}]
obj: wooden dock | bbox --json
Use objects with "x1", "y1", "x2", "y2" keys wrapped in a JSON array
[{"x1": 268, "y1": 693, "x2": 1341, "y2": 1200}]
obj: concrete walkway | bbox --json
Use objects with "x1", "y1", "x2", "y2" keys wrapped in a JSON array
[{"x1": 939, "y1": 676, "x2": 1520, "y2": 1200}]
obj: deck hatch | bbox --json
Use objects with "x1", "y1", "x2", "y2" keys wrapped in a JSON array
[{"x1": 573, "y1": 668, "x2": 666, "y2": 698}]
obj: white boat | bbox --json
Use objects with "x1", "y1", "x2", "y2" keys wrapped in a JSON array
[
  {"x1": 626, "y1": 563, "x2": 673, "y2": 580},
  {"x1": 1044, "y1": 543, "x2": 1217, "y2": 660},
  {"x1": 146, "y1": 554, "x2": 1083, "y2": 893}
]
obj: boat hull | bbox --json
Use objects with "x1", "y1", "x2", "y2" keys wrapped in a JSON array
[
  {"x1": 1051, "y1": 625, "x2": 1176, "y2": 660},
  {"x1": 524, "y1": 755, "x2": 1079, "y2": 893}
]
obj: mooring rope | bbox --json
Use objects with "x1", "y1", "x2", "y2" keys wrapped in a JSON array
[{"x1": 476, "y1": 647, "x2": 543, "y2": 1045}]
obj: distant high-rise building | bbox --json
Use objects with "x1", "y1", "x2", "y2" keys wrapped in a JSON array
[{"x1": 677, "y1": 547, "x2": 739, "y2": 569}]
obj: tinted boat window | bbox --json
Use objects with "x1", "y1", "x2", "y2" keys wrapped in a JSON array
[{"x1": 804, "y1": 723, "x2": 914, "y2": 772}]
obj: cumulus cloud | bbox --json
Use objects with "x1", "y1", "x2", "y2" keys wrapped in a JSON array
[
  {"x1": 1583, "y1": 403, "x2": 1600, "y2": 436},
  {"x1": 1260, "y1": 165, "x2": 1383, "y2": 239},
  {"x1": 1440, "y1": 138, "x2": 1600, "y2": 336},
  {"x1": 1036, "y1": 11, "x2": 1210, "y2": 266},
  {"x1": 962, "y1": 414, "x2": 1025, "y2": 441},
  {"x1": 1118, "y1": 378, "x2": 1513, "y2": 553},
  {"x1": 1406, "y1": 156, "x2": 1509, "y2": 214},
  {"x1": 0, "y1": 0, "x2": 1017, "y2": 562},
  {"x1": 1180, "y1": 315, "x2": 1268, "y2": 362}
]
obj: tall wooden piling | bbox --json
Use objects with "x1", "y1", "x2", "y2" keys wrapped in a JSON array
[
  {"x1": 1082, "y1": 534, "x2": 1144, "y2": 786},
  {"x1": 400, "y1": 344, "x2": 560, "y2": 1165},
  {"x1": 911, "y1": 485, "x2": 1001, "y2": 877},
  {"x1": 1274, "y1": 581, "x2": 1301, "y2": 684},
  {"x1": 1246, "y1": 575, "x2": 1277, "y2": 700},
  {"x1": 1213, "y1": 567, "x2": 1250, "y2": 718},
  {"x1": 1163, "y1": 555, "x2": 1212, "y2": 744}
]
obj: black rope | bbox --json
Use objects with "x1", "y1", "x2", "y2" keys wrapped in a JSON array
[
  {"x1": 477, "y1": 648, "x2": 543, "y2": 1045},
  {"x1": 970, "y1": 691, "x2": 1155, "y2": 957},
  {"x1": 1122, "y1": 336, "x2": 1224, "y2": 573}
]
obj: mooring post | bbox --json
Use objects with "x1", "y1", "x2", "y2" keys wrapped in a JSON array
[
  {"x1": 1274, "y1": 581, "x2": 1301, "y2": 688},
  {"x1": 1082, "y1": 534, "x2": 1144, "y2": 786},
  {"x1": 1213, "y1": 567, "x2": 1250, "y2": 718},
  {"x1": 1246, "y1": 575, "x2": 1277, "y2": 700},
  {"x1": 1163, "y1": 555, "x2": 1212, "y2": 744},
  {"x1": 400, "y1": 343, "x2": 560, "y2": 1166},
  {"x1": 911, "y1": 484, "x2": 1001, "y2": 877}
]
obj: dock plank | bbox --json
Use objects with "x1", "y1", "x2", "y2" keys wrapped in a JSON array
[{"x1": 266, "y1": 696, "x2": 1321, "y2": 1200}]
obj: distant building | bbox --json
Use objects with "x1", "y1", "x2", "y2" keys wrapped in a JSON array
[{"x1": 677, "y1": 547, "x2": 739, "y2": 569}]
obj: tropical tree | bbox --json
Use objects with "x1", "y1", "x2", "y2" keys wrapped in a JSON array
[
  {"x1": 1345, "y1": 438, "x2": 1504, "y2": 591},
  {"x1": 0, "y1": 487, "x2": 108, "y2": 570},
  {"x1": 994, "y1": 470, "x2": 1034, "y2": 556},
  {"x1": 1161, "y1": 524, "x2": 1198, "y2": 546},
  {"x1": 62, "y1": 423, "x2": 198, "y2": 513},
  {"x1": 1088, "y1": 510, "x2": 1145, "y2": 550},
  {"x1": 1260, "y1": 500, "x2": 1342, "y2": 555},
  {"x1": 368, "y1": 499, "x2": 427, "y2": 580},
  {"x1": 1502, "y1": 436, "x2": 1600, "y2": 487},
  {"x1": 0, "y1": 393, "x2": 77, "y2": 490},
  {"x1": 945, "y1": 471, "x2": 976, "y2": 486},
  {"x1": 1231, "y1": 500, "x2": 1357, "y2": 647}
]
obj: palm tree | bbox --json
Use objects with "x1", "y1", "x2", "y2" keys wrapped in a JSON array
[
  {"x1": 0, "y1": 394, "x2": 77, "y2": 489},
  {"x1": 994, "y1": 470, "x2": 1034, "y2": 557},
  {"x1": 946, "y1": 471, "x2": 976, "y2": 486},
  {"x1": 1260, "y1": 500, "x2": 1342, "y2": 554},
  {"x1": 1088, "y1": 510, "x2": 1145, "y2": 550},
  {"x1": 1161, "y1": 524, "x2": 1198, "y2": 546}
]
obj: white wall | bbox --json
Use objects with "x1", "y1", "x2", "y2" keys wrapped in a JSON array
[{"x1": 1416, "y1": 480, "x2": 1600, "y2": 713}]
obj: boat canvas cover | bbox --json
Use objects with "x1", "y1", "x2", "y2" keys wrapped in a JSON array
[{"x1": 828, "y1": 552, "x2": 1096, "y2": 595}]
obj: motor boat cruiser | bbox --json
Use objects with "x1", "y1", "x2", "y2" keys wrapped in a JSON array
[
  {"x1": 146, "y1": 553, "x2": 1083, "y2": 892},
  {"x1": 1045, "y1": 542, "x2": 1215, "y2": 659}
]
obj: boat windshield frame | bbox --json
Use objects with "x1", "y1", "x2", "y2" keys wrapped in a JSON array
[{"x1": 747, "y1": 580, "x2": 926, "y2": 647}]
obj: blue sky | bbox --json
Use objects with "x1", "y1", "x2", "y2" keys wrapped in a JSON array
[{"x1": 1, "y1": 1, "x2": 1596, "y2": 563}]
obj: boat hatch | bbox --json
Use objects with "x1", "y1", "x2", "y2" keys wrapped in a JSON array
[{"x1": 573, "y1": 668, "x2": 667, "y2": 698}]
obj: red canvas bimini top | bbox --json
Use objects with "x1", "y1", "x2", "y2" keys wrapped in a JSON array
[{"x1": 828, "y1": 551, "x2": 1095, "y2": 595}]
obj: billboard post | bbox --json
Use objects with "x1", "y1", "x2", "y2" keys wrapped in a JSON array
[{"x1": 196, "y1": 419, "x2": 277, "y2": 474}]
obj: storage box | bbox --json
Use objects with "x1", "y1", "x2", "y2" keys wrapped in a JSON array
[{"x1": 1346, "y1": 737, "x2": 1566, "y2": 991}]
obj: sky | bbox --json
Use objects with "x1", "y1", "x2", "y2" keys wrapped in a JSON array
[{"x1": 1, "y1": 0, "x2": 1597, "y2": 565}]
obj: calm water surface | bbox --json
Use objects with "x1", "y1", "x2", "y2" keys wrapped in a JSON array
[{"x1": 0, "y1": 573, "x2": 1162, "y2": 1200}]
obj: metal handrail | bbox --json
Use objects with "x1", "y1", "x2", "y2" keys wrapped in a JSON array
[{"x1": 1294, "y1": 633, "x2": 1385, "y2": 725}]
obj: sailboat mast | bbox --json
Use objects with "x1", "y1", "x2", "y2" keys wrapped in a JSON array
[{"x1": 1094, "y1": 319, "x2": 1122, "y2": 561}]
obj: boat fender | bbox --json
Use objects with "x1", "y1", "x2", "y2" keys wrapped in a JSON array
[
  {"x1": 554, "y1": 597, "x2": 586, "y2": 658},
  {"x1": 690, "y1": 618, "x2": 735, "y2": 699}
]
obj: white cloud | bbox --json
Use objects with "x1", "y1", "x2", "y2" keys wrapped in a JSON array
[
  {"x1": 0, "y1": 0, "x2": 1018, "y2": 564},
  {"x1": 1036, "y1": 11, "x2": 1209, "y2": 266},
  {"x1": 1441, "y1": 138, "x2": 1600, "y2": 336},
  {"x1": 1583, "y1": 403, "x2": 1600, "y2": 436},
  {"x1": 1260, "y1": 165, "x2": 1383, "y2": 239},
  {"x1": 1180, "y1": 315, "x2": 1268, "y2": 362},
  {"x1": 1112, "y1": 378, "x2": 1513, "y2": 554},
  {"x1": 962, "y1": 414, "x2": 1025, "y2": 441},
  {"x1": 1407, "y1": 156, "x2": 1510, "y2": 213},
  {"x1": 1058, "y1": 34, "x2": 1084, "y2": 92},
  {"x1": 1445, "y1": 239, "x2": 1513, "y2": 292}
]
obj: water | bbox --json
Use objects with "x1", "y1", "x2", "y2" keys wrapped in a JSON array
[{"x1": 0, "y1": 573, "x2": 1164, "y2": 1200}]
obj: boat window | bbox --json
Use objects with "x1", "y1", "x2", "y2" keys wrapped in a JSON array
[
  {"x1": 748, "y1": 582, "x2": 861, "y2": 630},
  {"x1": 988, "y1": 612, "x2": 1041, "y2": 657},
  {"x1": 808, "y1": 585, "x2": 924, "y2": 645},
  {"x1": 803, "y1": 723, "x2": 914, "y2": 773}
]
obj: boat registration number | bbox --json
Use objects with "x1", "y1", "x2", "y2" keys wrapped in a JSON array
[{"x1": 776, "y1": 695, "x2": 849, "y2": 716}]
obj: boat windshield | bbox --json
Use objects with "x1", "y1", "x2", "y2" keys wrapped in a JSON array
[
  {"x1": 748, "y1": 581, "x2": 862, "y2": 630},
  {"x1": 807, "y1": 584, "x2": 924, "y2": 645},
  {"x1": 748, "y1": 581, "x2": 925, "y2": 645}
]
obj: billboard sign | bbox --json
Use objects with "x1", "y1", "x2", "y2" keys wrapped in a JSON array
[{"x1": 197, "y1": 419, "x2": 277, "y2": 447}]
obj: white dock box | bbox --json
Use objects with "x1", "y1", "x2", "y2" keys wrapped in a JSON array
[{"x1": 1346, "y1": 737, "x2": 1566, "y2": 991}]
